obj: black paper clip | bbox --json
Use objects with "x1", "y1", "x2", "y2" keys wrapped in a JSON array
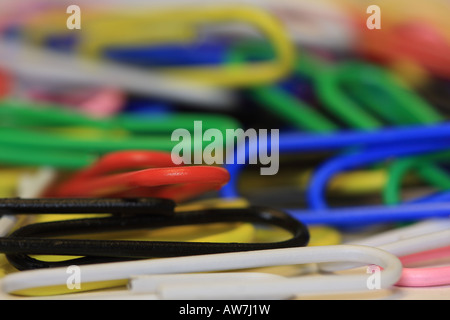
[{"x1": 0, "y1": 198, "x2": 310, "y2": 270}]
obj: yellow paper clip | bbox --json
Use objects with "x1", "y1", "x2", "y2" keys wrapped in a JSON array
[{"x1": 23, "y1": 5, "x2": 296, "y2": 87}]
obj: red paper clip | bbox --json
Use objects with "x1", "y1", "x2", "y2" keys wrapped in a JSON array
[
  {"x1": 358, "y1": 20, "x2": 450, "y2": 79},
  {"x1": 47, "y1": 151, "x2": 230, "y2": 202}
]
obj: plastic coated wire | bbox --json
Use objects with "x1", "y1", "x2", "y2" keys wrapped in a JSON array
[
  {"x1": 307, "y1": 141, "x2": 450, "y2": 210},
  {"x1": 384, "y1": 152, "x2": 450, "y2": 204},
  {"x1": 219, "y1": 127, "x2": 450, "y2": 227},
  {"x1": 232, "y1": 44, "x2": 443, "y2": 131},
  {"x1": 305, "y1": 56, "x2": 448, "y2": 199},
  {"x1": 408, "y1": 190, "x2": 450, "y2": 204},
  {"x1": 332, "y1": 61, "x2": 443, "y2": 125},
  {"x1": 0, "y1": 99, "x2": 240, "y2": 133},
  {"x1": 291, "y1": 52, "x2": 448, "y2": 201},
  {"x1": 1, "y1": 245, "x2": 402, "y2": 299},
  {"x1": 314, "y1": 201, "x2": 450, "y2": 287},
  {"x1": 226, "y1": 44, "x2": 394, "y2": 193},
  {"x1": 317, "y1": 59, "x2": 448, "y2": 202},
  {"x1": 300, "y1": 54, "x2": 443, "y2": 129},
  {"x1": 0, "y1": 144, "x2": 95, "y2": 169},
  {"x1": 240, "y1": 52, "x2": 339, "y2": 133},
  {"x1": 0, "y1": 197, "x2": 260, "y2": 296},
  {"x1": 2, "y1": 204, "x2": 310, "y2": 270},
  {"x1": 250, "y1": 84, "x2": 338, "y2": 133},
  {"x1": 313, "y1": 63, "x2": 382, "y2": 129},
  {"x1": 287, "y1": 180, "x2": 450, "y2": 228},
  {"x1": 42, "y1": 150, "x2": 231, "y2": 201},
  {"x1": 229, "y1": 46, "x2": 450, "y2": 199},
  {"x1": 0, "y1": 99, "x2": 240, "y2": 168},
  {"x1": 220, "y1": 122, "x2": 450, "y2": 199},
  {"x1": 0, "y1": 39, "x2": 236, "y2": 108},
  {"x1": 317, "y1": 226, "x2": 450, "y2": 287},
  {"x1": 287, "y1": 202, "x2": 450, "y2": 227},
  {"x1": 23, "y1": 5, "x2": 296, "y2": 87}
]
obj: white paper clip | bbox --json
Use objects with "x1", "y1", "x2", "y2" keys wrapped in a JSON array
[{"x1": 0, "y1": 245, "x2": 402, "y2": 300}]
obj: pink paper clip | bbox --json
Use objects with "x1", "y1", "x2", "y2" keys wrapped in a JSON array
[
  {"x1": 396, "y1": 245, "x2": 450, "y2": 287},
  {"x1": 27, "y1": 87, "x2": 125, "y2": 118},
  {"x1": 318, "y1": 219, "x2": 450, "y2": 287}
]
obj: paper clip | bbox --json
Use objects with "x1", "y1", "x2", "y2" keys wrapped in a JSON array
[
  {"x1": 225, "y1": 46, "x2": 417, "y2": 198},
  {"x1": 0, "y1": 200, "x2": 309, "y2": 271},
  {"x1": 221, "y1": 122, "x2": 450, "y2": 199},
  {"x1": 247, "y1": 55, "x2": 339, "y2": 133},
  {"x1": 289, "y1": 184, "x2": 450, "y2": 227},
  {"x1": 0, "y1": 166, "x2": 57, "y2": 279},
  {"x1": 383, "y1": 151, "x2": 450, "y2": 205},
  {"x1": 45, "y1": 150, "x2": 230, "y2": 202},
  {"x1": 319, "y1": 219, "x2": 450, "y2": 287},
  {"x1": 312, "y1": 59, "x2": 444, "y2": 129},
  {"x1": 0, "y1": 39, "x2": 236, "y2": 108},
  {"x1": 101, "y1": 41, "x2": 228, "y2": 68},
  {"x1": 306, "y1": 140, "x2": 450, "y2": 210},
  {"x1": 0, "y1": 99, "x2": 240, "y2": 168},
  {"x1": 218, "y1": 123, "x2": 450, "y2": 227},
  {"x1": 256, "y1": 49, "x2": 447, "y2": 204},
  {"x1": 359, "y1": 19, "x2": 450, "y2": 79},
  {"x1": 0, "y1": 244, "x2": 402, "y2": 299},
  {"x1": 317, "y1": 60, "x2": 448, "y2": 206},
  {"x1": 0, "y1": 197, "x2": 261, "y2": 296},
  {"x1": 25, "y1": 86, "x2": 126, "y2": 118},
  {"x1": 20, "y1": 5, "x2": 295, "y2": 87},
  {"x1": 0, "y1": 98, "x2": 239, "y2": 136},
  {"x1": 230, "y1": 44, "x2": 442, "y2": 130},
  {"x1": 232, "y1": 46, "x2": 447, "y2": 202}
]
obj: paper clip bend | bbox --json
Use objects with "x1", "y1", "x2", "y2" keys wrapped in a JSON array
[
  {"x1": 383, "y1": 152, "x2": 450, "y2": 205},
  {"x1": 1, "y1": 244, "x2": 402, "y2": 300},
  {"x1": 46, "y1": 150, "x2": 230, "y2": 202},
  {"x1": 313, "y1": 59, "x2": 443, "y2": 129},
  {"x1": 0, "y1": 39, "x2": 236, "y2": 108},
  {"x1": 0, "y1": 202, "x2": 309, "y2": 270},
  {"x1": 221, "y1": 122, "x2": 450, "y2": 199},
  {"x1": 307, "y1": 140, "x2": 450, "y2": 210},
  {"x1": 23, "y1": 5, "x2": 295, "y2": 87},
  {"x1": 319, "y1": 220, "x2": 450, "y2": 288}
]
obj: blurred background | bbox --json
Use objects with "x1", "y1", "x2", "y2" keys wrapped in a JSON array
[
  {"x1": 0, "y1": 0, "x2": 450, "y2": 208},
  {"x1": 1, "y1": 0, "x2": 450, "y2": 300}
]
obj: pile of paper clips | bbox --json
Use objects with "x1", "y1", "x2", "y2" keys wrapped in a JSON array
[{"x1": 0, "y1": 0, "x2": 449, "y2": 300}]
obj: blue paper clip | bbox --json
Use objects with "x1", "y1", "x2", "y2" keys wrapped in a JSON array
[
  {"x1": 307, "y1": 141, "x2": 450, "y2": 210},
  {"x1": 102, "y1": 40, "x2": 229, "y2": 67},
  {"x1": 220, "y1": 122, "x2": 450, "y2": 199},
  {"x1": 220, "y1": 123, "x2": 450, "y2": 227}
]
